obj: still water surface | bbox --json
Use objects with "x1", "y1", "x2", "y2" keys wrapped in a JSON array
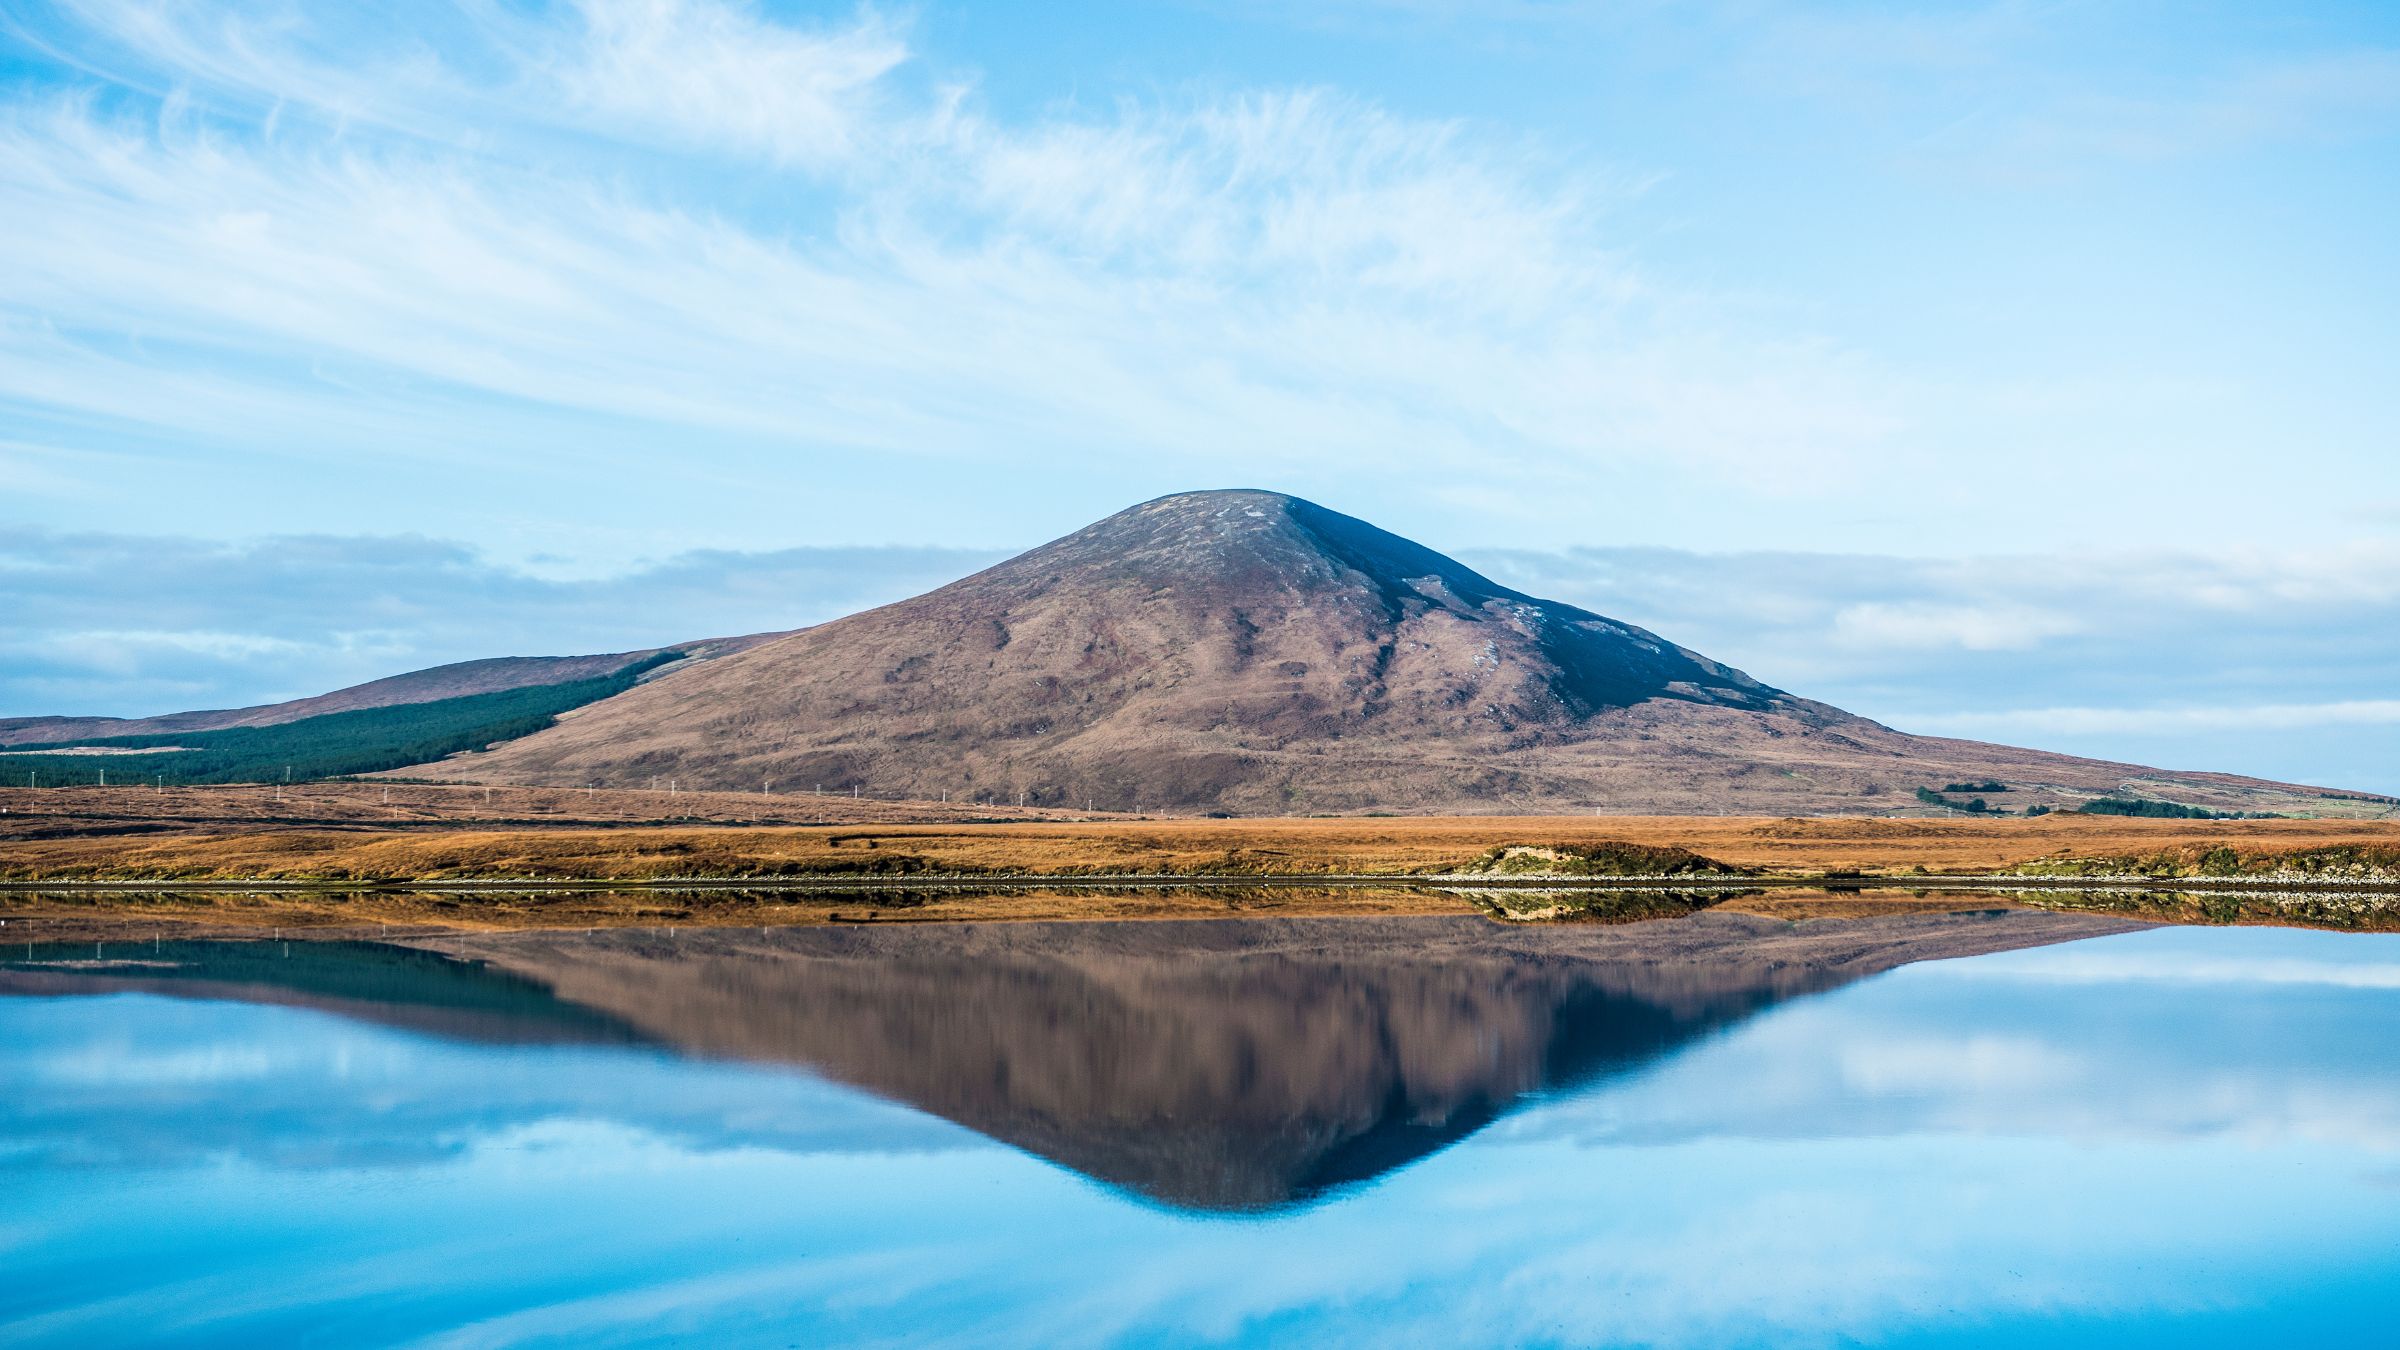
[{"x1": 3, "y1": 907, "x2": 2398, "y2": 1346}]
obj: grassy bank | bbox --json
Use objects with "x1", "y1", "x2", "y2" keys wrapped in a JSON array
[{"x1": 6, "y1": 813, "x2": 2400, "y2": 884}]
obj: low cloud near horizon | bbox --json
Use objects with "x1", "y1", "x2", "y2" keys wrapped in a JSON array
[
  {"x1": 1465, "y1": 542, "x2": 2400, "y2": 795},
  {"x1": 0, "y1": 526, "x2": 1004, "y2": 722},
  {"x1": 6, "y1": 526, "x2": 2393, "y2": 796}
]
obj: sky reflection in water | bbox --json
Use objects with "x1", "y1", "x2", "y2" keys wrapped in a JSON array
[{"x1": 3, "y1": 921, "x2": 2398, "y2": 1347}]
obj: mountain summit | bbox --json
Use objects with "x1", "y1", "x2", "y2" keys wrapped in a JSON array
[{"x1": 444, "y1": 490, "x2": 2342, "y2": 814}]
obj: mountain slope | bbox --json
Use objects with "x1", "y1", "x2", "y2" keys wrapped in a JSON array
[
  {"x1": 0, "y1": 653, "x2": 706, "y2": 787},
  {"x1": 431, "y1": 490, "x2": 2358, "y2": 816},
  {"x1": 0, "y1": 635, "x2": 778, "y2": 751}
]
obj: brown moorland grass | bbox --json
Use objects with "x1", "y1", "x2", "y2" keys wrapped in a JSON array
[
  {"x1": 0, "y1": 782, "x2": 1103, "y2": 845},
  {"x1": 5, "y1": 808, "x2": 2399, "y2": 883}
]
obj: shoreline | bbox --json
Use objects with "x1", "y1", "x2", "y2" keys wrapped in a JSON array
[
  {"x1": 7, "y1": 871, "x2": 2400, "y2": 893},
  {"x1": 7, "y1": 877, "x2": 2400, "y2": 944},
  {"x1": 7, "y1": 799, "x2": 2398, "y2": 889}
]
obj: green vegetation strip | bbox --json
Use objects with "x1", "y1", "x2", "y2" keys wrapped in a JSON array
[{"x1": 2074, "y1": 797, "x2": 2270, "y2": 820}]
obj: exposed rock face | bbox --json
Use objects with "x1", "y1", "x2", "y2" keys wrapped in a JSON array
[{"x1": 436, "y1": 490, "x2": 2348, "y2": 815}]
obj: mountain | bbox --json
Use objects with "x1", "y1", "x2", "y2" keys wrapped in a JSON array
[
  {"x1": 426, "y1": 490, "x2": 2357, "y2": 816},
  {"x1": 0, "y1": 635, "x2": 776, "y2": 749}
]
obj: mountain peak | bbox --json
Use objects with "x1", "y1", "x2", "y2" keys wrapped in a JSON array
[
  {"x1": 999, "y1": 489, "x2": 1342, "y2": 584},
  {"x1": 434, "y1": 491, "x2": 2337, "y2": 815},
  {"x1": 449, "y1": 490, "x2": 1815, "y2": 810},
  {"x1": 1130, "y1": 487, "x2": 1298, "y2": 512},
  {"x1": 998, "y1": 489, "x2": 1528, "y2": 615}
]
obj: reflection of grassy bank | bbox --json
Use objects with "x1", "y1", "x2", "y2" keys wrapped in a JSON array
[
  {"x1": 0, "y1": 885, "x2": 1481, "y2": 944},
  {"x1": 1443, "y1": 888, "x2": 1740, "y2": 924},
  {"x1": 1456, "y1": 885, "x2": 2400, "y2": 932},
  {"x1": 8, "y1": 881, "x2": 2396, "y2": 939},
  {"x1": 2004, "y1": 887, "x2": 2400, "y2": 932}
]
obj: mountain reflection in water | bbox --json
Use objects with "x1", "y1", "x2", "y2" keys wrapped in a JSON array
[
  {"x1": 6, "y1": 904, "x2": 2138, "y2": 1210},
  {"x1": 13, "y1": 903, "x2": 2400, "y2": 1346}
]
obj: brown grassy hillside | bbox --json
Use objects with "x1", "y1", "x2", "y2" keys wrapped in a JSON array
[{"x1": 428, "y1": 491, "x2": 2368, "y2": 817}]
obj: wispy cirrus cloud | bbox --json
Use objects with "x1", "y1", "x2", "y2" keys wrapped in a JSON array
[
  {"x1": 4, "y1": 0, "x2": 2389, "y2": 567},
  {"x1": 0, "y1": 0, "x2": 1914, "y2": 562},
  {"x1": 559, "y1": 0, "x2": 910, "y2": 165}
]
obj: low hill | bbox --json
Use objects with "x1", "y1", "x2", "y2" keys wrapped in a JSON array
[
  {"x1": 424, "y1": 490, "x2": 2363, "y2": 816},
  {"x1": 0, "y1": 634, "x2": 778, "y2": 750},
  {"x1": 0, "y1": 635, "x2": 780, "y2": 786}
]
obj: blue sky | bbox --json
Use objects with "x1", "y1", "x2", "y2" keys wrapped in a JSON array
[{"x1": 2, "y1": 1, "x2": 2395, "y2": 791}]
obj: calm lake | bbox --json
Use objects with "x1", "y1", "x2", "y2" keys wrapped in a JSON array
[{"x1": 4, "y1": 902, "x2": 2398, "y2": 1346}]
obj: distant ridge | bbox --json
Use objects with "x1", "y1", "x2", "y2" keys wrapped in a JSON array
[
  {"x1": 419, "y1": 490, "x2": 2361, "y2": 816},
  {"x1": 0, "y1": 634, "x2": 778, "y2": 750}
]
